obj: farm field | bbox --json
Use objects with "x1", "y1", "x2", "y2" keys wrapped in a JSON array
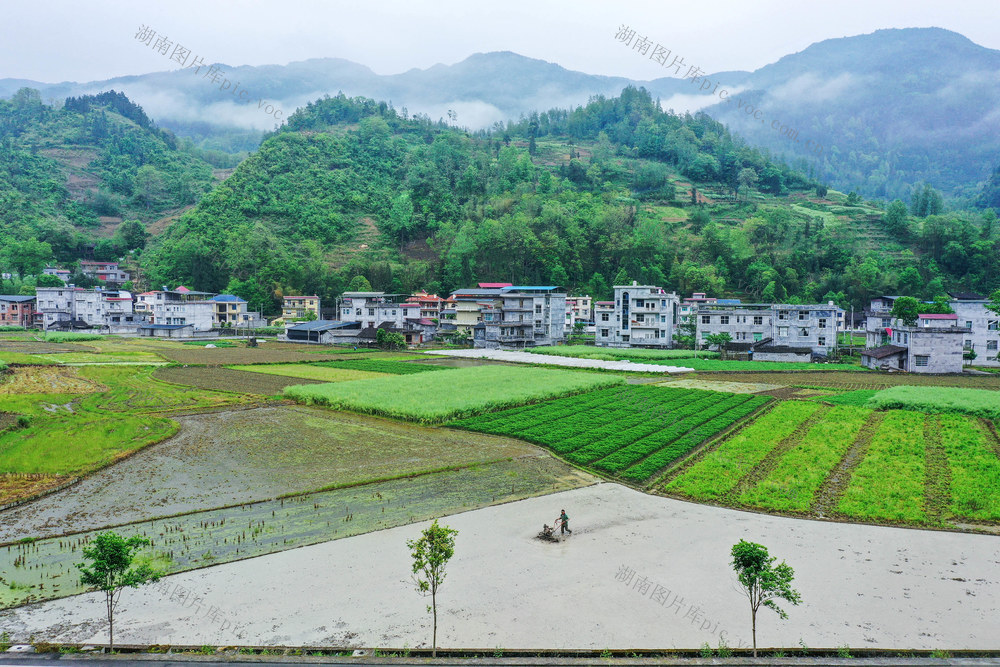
[
  {"x1": 0, "y1": 366, "x2": 104, "y2": 395},
  {"x1": 868, "y1": 385, "x2": 1000, "y2": 419},
  {"x1": 705, "y1": 371, "x2": 1000, "y2": 390},
  {"x1": 284, "y1": 365, "x2": 624, "y2": 422},
  {"x1": 313, "y1": 358, "x2": 446, "y2": 374},
  {"x1": 449, "y1": 386, "x2": 770, "y2": 483},
  {"x1": 154, "y1": 366, "x2": 325, "y2": 394},
  {"x1": 0, "y1": 365, "x2": 246, "y2": 500},
  {"x1": 228, "y1": 363, "x2": 389, "y2": 382},
  {"x1": 526, "y1": 345, "x2": 860, "y2": 371},
  {"x1": 665, "y1": 401, "x2": 1000, "y2": 528},
  {"x1": 154, "y1": 343, "x2": 374, "y2": 366},
  {"x1": 0, "y1": 405, "x2": 554, "y2": 543},
  {"x1": 0, "y1": 455, "x2": 592, "y2": 609}
]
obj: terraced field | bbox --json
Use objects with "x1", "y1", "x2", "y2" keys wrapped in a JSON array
[
  {"x1": 664, "y1": 401, "x2": 1000, "y2": 528},
  {"x1": 450, "y1": 386, "x2": 770, "y2": 483}
]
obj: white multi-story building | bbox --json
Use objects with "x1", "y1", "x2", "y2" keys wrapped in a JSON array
[
  {"x1": 697, "y1": 303, "x2": 837, "y2": 355},
  {"x1": 36, "y1": 286, "x2": 139, "y2": 331},
  {"x1": 595, "y1": 283, "x2": 680, "y2": 348},
  {"x1": 79, "y1": 260, "x2": 130, "y2": 284},
  {"x1": 135, "y1": 287, "x2": 216, "y2": 334},
  {"x1": 339, "y1": 292, "x2": 421, "y2": 329},
  {"x1": 948, "y1": 292, "x2": 1000, "y2": 367},
  {"x1": 565, "y1": 295, "x2": 594, "y2": 331},
  {"x1": 474, "y1": 286, "x2": 567, "y2": 349}
]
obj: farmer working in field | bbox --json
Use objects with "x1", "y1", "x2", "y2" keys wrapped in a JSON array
[{"x1": 557, "y1": 509, "x2": 572, "y2": 535}]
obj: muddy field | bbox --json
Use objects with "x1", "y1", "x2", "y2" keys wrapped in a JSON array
[
  {"x1": 154, "y1": 345, "x2": 371, "y2": 366},
  {"x1": 0, "y1": 405, "x2": 552, "y2": 543},
  {"x1": 154, "y1": 366, "x2": 325, "y2": 395},
  {"x1": 0, "y1": 457, "x2": 593, "y2": 608}
]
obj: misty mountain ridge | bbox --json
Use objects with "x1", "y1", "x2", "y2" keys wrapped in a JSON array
[{"x1": 2, "y1": 27, "x2": 998, "y2": 201}]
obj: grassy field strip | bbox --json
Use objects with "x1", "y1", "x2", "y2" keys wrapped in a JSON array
[
  {"x1": 664, "y1": 401, "x2": 820, "y2": 500},
  {"x1": 939, "y1": 414, "x2": 1000, "y2": 521},
  {"x1": 284, "y1": 366, "x2": 625, "y2": 423},
  {"x1": 923, "y1": 415, "x2": 950, "y2": 526},
  {"x1": 619, "y1": 396, "x2": 771, "y2": 483},
  {"x1": 809, "y1": 411, "x2": 881, "y2": 516},
  {"x1": 835, "y1": 411, "x2": 926, "y2": 522},
  {"x1": 228, "y1": 364, "x2": 389, "y2": 382},
  {"x1": 313, "y1": 359, "x2": 446, "y2": 374},
  {"x1": 868, "y1": 385, "x2": 1000, "y2": 419},
  {"x1": 736, "y1": 405, "x2": 869, "y2": 512},
  {"x1": 0, "y1": 457, "x2": 587, "y2": 609}
]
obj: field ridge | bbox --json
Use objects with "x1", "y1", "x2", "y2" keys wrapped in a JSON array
[
  {"x1": 923, "y1": 415, "x2": 950, "y2": 526},
  {"x1": 724, "y1": 404, "x2": 830, "y2": 503},
  {"x1": 812, "y1": 411, "x2": 883, "y2": 516}
]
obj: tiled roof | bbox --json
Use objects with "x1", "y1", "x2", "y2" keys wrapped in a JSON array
[
  {"x1": 211, "y1": 294, "x2": 246, "y2": 302},
  {"x1": 918, "y1": 313, "x2": 957, "y2": 319},
  {"x1": 860, "y1": 344, "x2": 908, "y2": 359}
]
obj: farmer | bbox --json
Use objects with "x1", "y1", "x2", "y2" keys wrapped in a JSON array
[{"x1": 557, "y1": 509, "x2": 572, "y2": 535}]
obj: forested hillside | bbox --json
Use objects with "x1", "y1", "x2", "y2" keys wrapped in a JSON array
[
  {"x1": 0, "y1": 89, "x2": 217, "y2": 272},
  {"x1": 143, "y1": 87, "x2": 1000, "y2": 314}
]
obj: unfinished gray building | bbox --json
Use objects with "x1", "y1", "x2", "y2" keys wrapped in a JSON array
[{"x1": 696, "y1": 303, "x2": 837, "y2": 355}]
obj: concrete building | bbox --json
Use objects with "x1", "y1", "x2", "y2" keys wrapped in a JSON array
[
  {"x1": 210, "y1": 295, "x2": 266, "y2": 328},
  {"x1": 79, "y1": 260, "x2": 130, "y2": 284},
  {"x1": 861, "y1": 324, "x2": 967, "y2": 373},
  {"x1": 565, "y1": 295, "x2": 594, "y2": 331},
  {"x1": 339, "y1": 292, "x2": 420, "y2": 329},
  {"x1": 407, "y1": 292, "x2": 445, "y2": 320},
  {"x1": 283, "y1": 320, "x2": 363, "y2": 344},
  {"x1": 36, "y1": 286, "x2": 140, "y2": 331},
  {"x1": 594, "y1": 301, "x2": 615, "y2": 344},
  {"x1": 595, "y1": 283, "x2": 680, "y2": 348},
  {"x1": 135, "y1": 287, "x2": 215, "y2": 333},
  {"x1": 473, "y1": 286, "x2": 567, "y2": 349},
  {"x1": 697, "y1": 303, "x2": 837, "y2": 355},
  {"x1": 282, "y1": 296, "x2": 321, "y2": 320},
  {"x1": 42, "y1": 267, "x2": 71, "y2": 284},
  {"x1": 0, "y1": 295, "x2": 37, "y2": 328},
  {"x1": 948, "y1": 292, "x2": 1000, "y2": 367},
  {"x1": 445, "y1": 288, "x2": 507, "y2": 336}
]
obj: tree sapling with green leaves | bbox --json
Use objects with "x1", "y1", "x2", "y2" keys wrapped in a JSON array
[
  {"x1": 730, "y1": 539, "x2": 801, "y2": 657},
  {"x1": 407, "y1": 519, "x2": 458, "y2": 657},
  {"x1": 77, "y1": 532, "x2": 159, "y2": 652}
]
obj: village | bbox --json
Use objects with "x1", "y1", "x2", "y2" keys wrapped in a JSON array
[{"x1": 3, "y1": 261, "x2": 998, "y2": 375}]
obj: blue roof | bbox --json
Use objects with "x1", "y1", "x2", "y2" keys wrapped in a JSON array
[
  {"x1": 716, "y1": 299, "x2": 742, "y2": 304},
  {"x1": 0, "y1": 295, "x2": 36, "y2": 302},
  {"x1": 210, "y1": 294, "x2": 246, "y2": 302}
]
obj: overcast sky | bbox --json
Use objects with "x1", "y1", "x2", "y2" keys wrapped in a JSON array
[{"x1": 2, "y1": 0, "x2": 999, "y2": 83}]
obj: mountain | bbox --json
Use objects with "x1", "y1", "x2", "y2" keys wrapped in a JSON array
[
  {"x1": 0, "y1": 89, "x2": 219, "y2": 267},
  {"x1": 139, "y1": 88, "x2": 999, "y2": 316},
  {"x1": 702, "y1": 28, "x2": 1000, "y2": 202},
  {"x1": 4, "y1": 28, "x2": 998, "y2": 203}
]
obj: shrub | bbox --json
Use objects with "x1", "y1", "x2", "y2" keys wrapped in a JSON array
[{"x1": 43, "y1": 332, "x2": 104, "y2": 342}]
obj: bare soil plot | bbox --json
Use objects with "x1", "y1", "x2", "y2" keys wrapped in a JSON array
[
  {"x1": 0, "y1": 474, "x2": 73, "y2": 507},
  {"x1": 228, "y1": 364, "x2": 388, "y2": 382},
  {"x1": 154, "y1": 366, "x2": 325, "y2": 395},
  {"x1": 4, "y1": 483, "x2": 1000, "y2": 650},
  {"x1": 0, "y1": 340, "x2": 96, "y2": 355},
  {"x1": 155, "y1": 345, "x2": 369, "y2": 366},
  {"x1": 0, "y1": 405, "x2": 552, "y2": 543}
]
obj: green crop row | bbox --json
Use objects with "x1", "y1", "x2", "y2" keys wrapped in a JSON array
[
  {"x1": 837, "y1": 410, "x2": 926, "y2": 522},
  {"x1": 314, "y1": 359, "x2": 445, "y2": 374},
  {"x1": 939, "y1": 413, "x2": 1000, "y2": 520},
  {"x1": 665, "y1": 401, "x2": 821, "y2": 500},
  {"x1": 737, "y1": 405, "x2": 870, "y2": 512},
  {"x1": 43, "y1": 332, "x2": 105, "y2": 342},
  {"x1": 620, "y1": 396, "x2": 771, "y2": 482}
]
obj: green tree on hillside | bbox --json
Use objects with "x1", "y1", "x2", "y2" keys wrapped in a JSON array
[{"x1": 891, "y1": 296, "x2": 920, "y2": 326}]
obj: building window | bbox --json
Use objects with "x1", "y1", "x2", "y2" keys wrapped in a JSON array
[
  {"x1": 965, "y1": 339, "x2": 973, "y2": 348},
  {"x1": 753, "y1": 332, "x2": 763, "y2": 342},
  {"x1": 798, "y1": 311, "x2": 807, "y2": 320},
  {"x1": 601, "y1": 329, "x2": 609, "y2": 337},
  {"x1": 989, "y1": 321, "x2": 999, "y2": 331},
  {"x1": 622, "y1": 335, "x2": 629, "y2": 342},
  {"x1": 778, "y1": 311, "x2": 787, "y2": 320},
  {"x1": 818, "y1": 337, "x2": 826, "y2": 346},
  {"x1": 800, "y1": 328, "x2": 809, "y2": 337},
  {"x1": 660, "y1": 315, "x2": 666, "y2": 323},
  {"x1": 778, "y1": 326, "x2": 789, "y2": 336},
  {"x1": 989, "y1": 341, "x2": 999, "y2": 351},
  {"x1": 753, "y1": 316, "x2": 763, "y2": 325},
  {"x1": 535, "y1": 304, "x2": 542, "y2": 314},
  {"x1": 601, "y1": 313, "x2": 609, "y2": 322},
  {"x1": 720, "y1": 315, "x2": 729, "y2": 325},
  {"x1": 701, "y1": 315, "x2": 711, "y2": 325},
  {"x1": 966, "y1": 321, "x2": 973, "y2": 329},
  {"x1": 881, "y1": 318, "x2": 891, "y2": 327},
  {"x1": 818, "y1": 318, "x2": 827, "y2": 329},
  {"x1": 915, "y1": 355, "x2": 929, "y2": 367},
  {"x1": 636, "y1": 313, "x2": 645, "y2": 323}
]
